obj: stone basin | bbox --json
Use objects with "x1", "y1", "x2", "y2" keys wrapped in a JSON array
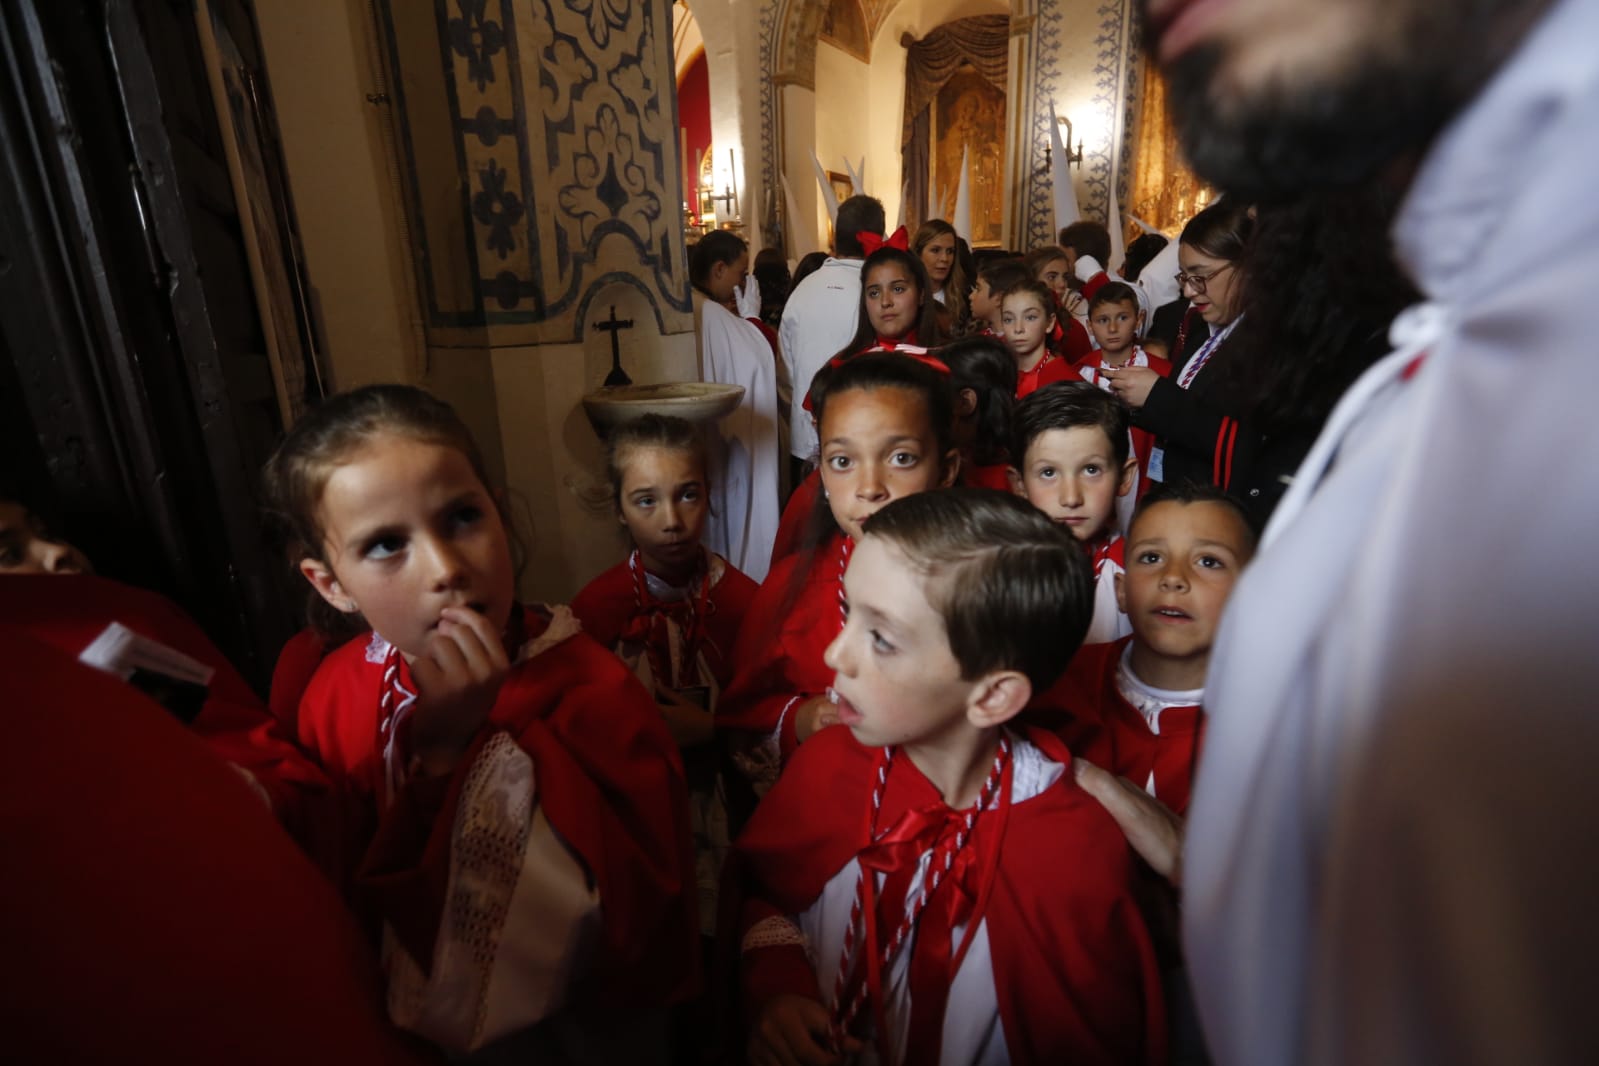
[{"x1": 581, "y1": 382, "x2": 745, "y2": 436}]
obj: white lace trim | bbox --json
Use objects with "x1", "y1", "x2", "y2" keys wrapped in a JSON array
[{"x1": 386, "y1": 731, "x2": 535, "y2": 1049}]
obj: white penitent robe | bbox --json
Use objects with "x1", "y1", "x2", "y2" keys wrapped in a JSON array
[
  {"x1": 1184, "y1": 2, "x2": 1599, "y2": 1064},
  {"x1": 695, "y1": 291, "x2": 781, "y2": 582}
]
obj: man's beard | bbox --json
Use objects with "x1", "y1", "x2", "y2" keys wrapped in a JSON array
[{"x1": 1162, "y1": 41, "x2": 1460, "y2": 204}]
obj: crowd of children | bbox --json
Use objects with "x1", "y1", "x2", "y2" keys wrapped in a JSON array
[{"x1": 8, "y1": 204, "x2": 1275, "y2": 1066}]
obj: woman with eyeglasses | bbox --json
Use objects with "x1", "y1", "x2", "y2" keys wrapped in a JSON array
[
  {"x1": 1104, "y1": 198, "x2": 1254, "y2": 498},
  {"x1": 1105, "y1": 190, "x2": 1416, "y2": 525}
]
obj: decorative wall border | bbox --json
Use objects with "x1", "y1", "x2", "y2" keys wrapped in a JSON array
[
  {"x1": 757, "y1": 0, "x2": 781, "y2": 249},
  {"x1": 377, "y1": 0, "x2": 692, "y2": 342}
]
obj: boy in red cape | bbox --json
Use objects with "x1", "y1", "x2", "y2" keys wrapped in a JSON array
[
  {"x1": 730, "y1": 489, "x2": 1165, "y2": 1065},
  {"x1": 1034, "y1": 483, "x2": 1257, "y2": 818}
]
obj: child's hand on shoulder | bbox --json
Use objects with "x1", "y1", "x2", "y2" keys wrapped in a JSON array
[
  {"x1": 794, "y1": 695, "x2": 840, "y2": 743},
  {"x1": 409, "y1": 605, "x2": 510, "y2": 776},
  {"x1": 1074, "y1": 757, "x2": 1184, "y2": 886},
  {"x1": 749, "y1": 993, "x2": 859, "y2": 1066}
]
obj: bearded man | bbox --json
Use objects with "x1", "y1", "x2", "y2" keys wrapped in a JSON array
[{"x1": 1133, "y1": 1, "x2": 1599, "y2": 1062}]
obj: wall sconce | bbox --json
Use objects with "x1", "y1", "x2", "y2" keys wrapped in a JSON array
[{"x1": 1043, "y1": 115, "x2": 1084, "y2": 171}]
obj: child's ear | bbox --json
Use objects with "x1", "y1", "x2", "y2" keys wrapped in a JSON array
[
  {"x1": 1006, "y1": 466, "x2": 1026, "y2": 496},
  {"x1": 1117, "y1": 456, "x2": 1138, "y2": 498},
  {"x1": 940, "y1": 448, "x2": 962, "y2": 488},
  {"x1": 1114, "y1": 569, "x2": 1128, "y2": 614},
  {"x1": 299, "y1": 557, "x2": 358, "y2": 614},
  {"x1": 966, "y1": 669, "x2": 1033, "y2": 729},
  {"x1": 1136, "y1": 310, "x2": 1147, "y2": 334},
  {"x1": 957, "y1": 387, "x2": 979, "y2": 418}
]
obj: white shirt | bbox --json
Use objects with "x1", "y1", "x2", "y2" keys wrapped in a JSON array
[
  {"x1": 1184, "y1": 2, "x2": 1599, "y2": 1063},
  {"x1": 696, "y1": 293, "x2": 782, "y2": 582},
  {"x1": 779, "y1": 257, "x2": 864, "y2": 461}
]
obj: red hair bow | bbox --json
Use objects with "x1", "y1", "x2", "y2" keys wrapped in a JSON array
[
  {"x1": 800, "y1": 346, "x2": 951, "y2": 413},
  {"x1": 857, "y1": 226, "x2": 910, "y2": 255}
]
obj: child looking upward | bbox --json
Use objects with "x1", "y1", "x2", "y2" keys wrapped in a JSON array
[
  {"x1": 264, "y1": 384, "x2": 696, "y2": 1056},
  {"x1": 733, "y1": 489, "x2": 1165, "y2": 1066},
  {"x1": 1080, "y1": 282, "x2": 1173, "y2": 506},
  {"x1": 1039, "y1": 484, "x2": 1256, "y2": 817},
  {"x1": 719, "y1": 353, "x2": 959, "y2": 785},
  {"x1": 1009, "y1": 381, "x2": 1137, "y2": 645},
  {"x1": 1001, "y1": 280, "x2": 1075, "y2": 399}
]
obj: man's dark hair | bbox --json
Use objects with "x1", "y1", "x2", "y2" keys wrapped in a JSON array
[
  {"x1": 1123, "y1": 233, "x2": 1170, "y2": 281},
  {"x1": 835, "y1": 195, "x2": 887, "y2": 258},
  {"x1": 1058, "y1": 220, "x2": 1112, "y2": 266},
  {"x1": 689, "y1": 230, "x2": 747, "y2": 288}
]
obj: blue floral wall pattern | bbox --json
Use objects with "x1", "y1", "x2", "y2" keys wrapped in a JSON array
[{"x1": 379, "y1": 0, "x2": 691, "y2": 342}]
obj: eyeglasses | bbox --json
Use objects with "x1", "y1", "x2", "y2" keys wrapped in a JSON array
[{"x1": 1174, "y1": 263, "x2": 1233, "y2": 295}]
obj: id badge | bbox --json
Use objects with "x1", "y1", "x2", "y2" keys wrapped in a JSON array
[{"x1": 1147, "y1": 446, "x2": 1165, "y2": 483}]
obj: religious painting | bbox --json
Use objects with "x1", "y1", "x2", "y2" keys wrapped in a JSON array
[
  {"x1": 819, "y1": 0, "x2": 870, "y2": 62},
  {"x1": 932, "y1": 68, "x2": 1006, "y2": 246},
  {"x1": 827, "y1": 170, "x2": 854, "y2": 205}
]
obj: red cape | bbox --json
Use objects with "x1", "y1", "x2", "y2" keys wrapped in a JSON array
[
  {"x1": 731, "y1": 725, "x2": 1166, "y2": 1065},
  {"x1": 1033, "y1": 636, "x2": 1205, "y2": 816},
  {"x1": 570, "y1": 554, "x2": 758, "y2": 690},
  {"x1": 717, "y1": 531, "x2": 847, "y2": 762},
  {"x1": 296, "y1": 606, "x2": 699, "y2": 1007},
  {"x1": 0, "y1": 627, "x2": 435, "y2": 1064},
  {"x1": 0, "y1": 574, "x2": 330, "y2": 822},
  {"x1": 769, "y1": 469, "x2": 822, "y2": 570}
]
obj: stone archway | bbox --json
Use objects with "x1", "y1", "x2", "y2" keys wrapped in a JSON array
[{"x1": 764, "y1": 0, "x2": 1036, "y2": 252}]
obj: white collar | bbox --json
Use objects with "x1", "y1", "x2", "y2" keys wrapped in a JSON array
[{"x1": 1394, "y1": 0, "x2": 1599, "y2": 300}]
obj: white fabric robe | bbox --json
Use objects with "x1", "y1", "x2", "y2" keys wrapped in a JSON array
[
  {"x1": 1184, "y1": 2, "x2": 1599, "y2": 1063},
  {"x1": 779, "y1": 257, "x2": 864, "y2": 461},
  {"x1": 695, "y1": 291, "x2": 781, "y2": 583}
]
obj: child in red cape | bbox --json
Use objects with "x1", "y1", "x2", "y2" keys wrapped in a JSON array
[
  {"x1": 719, "y1": 352, "x2": 960, "y2": 792},
  {"x1": 571, "y1": 413, "x2": 757, "y2": 938},
  {"x1": 730, "y1": 489, "x2": 1165, "y2": 1065},
  {"x1": 264, "y1": 384, "x2": 696, "y2": 1059},
  {"x1": 1079, "y1": 281, "x2": 1174, "y2": 510},
  {"x1": 1008, "y1": 382, "x2": 1139, "y2": 646},
  {"x1": 1035, "y1": 483, "x2": 1257, "y2": 818}
]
